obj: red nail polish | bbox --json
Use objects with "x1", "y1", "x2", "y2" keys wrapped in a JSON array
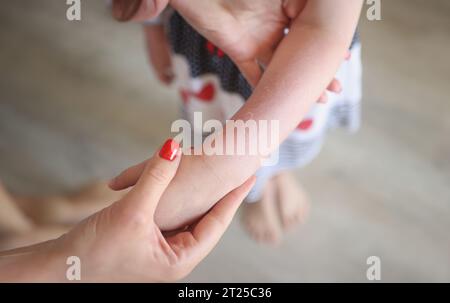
[{"x1": 159, "y1": 139, "x2": 180, "y2": 161}]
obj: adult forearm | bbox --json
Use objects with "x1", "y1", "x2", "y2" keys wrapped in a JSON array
[{"x1": 0, "y1": 240, "x2": 65, "y2": 282}]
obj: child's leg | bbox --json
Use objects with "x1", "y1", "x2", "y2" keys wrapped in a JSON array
[
  {"x1": 240, "y1": 162, "x2": 281, "y2": 244},
  {"x1": 241, "y1": 178, "x2": 281, "y2": 245},
  {"x1": 0, "y1": 182, "x2": 124, "y2": 250},
  {"x1": 274, "y1": 171, "x2": 310, "y2": 230},
  {"x1": 14, "y1": 181, "x2": 124, "y2": 226},
  {"x1": 256, "y1": 128, "x2": 324, "y2": 232},
  {"x1": 0, "y1": 182, "x2": 33, "y2": 236}
]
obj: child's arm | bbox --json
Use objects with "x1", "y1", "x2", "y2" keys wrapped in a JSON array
[
  {"x1": 233, "y1": 0, "x2": 363, "y2": 140},
  {"x1": 112, "y1": 0, "x2": 363, "y2": 230}
]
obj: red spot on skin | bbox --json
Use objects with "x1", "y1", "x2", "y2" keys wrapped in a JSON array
[
  {"x1": 297, "y1": 119, "x2": 314, "y2": 131},
  {"x1": 180, "y1": 83, "x2": 216, "y2": 103}
]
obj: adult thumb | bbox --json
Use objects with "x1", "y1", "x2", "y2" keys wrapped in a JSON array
[{"x1": 122, "y1": 139, "x2": 181, "y2": 216}]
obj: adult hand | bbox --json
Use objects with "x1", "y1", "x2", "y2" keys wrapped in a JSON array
[{"x1": 0, "y1": 139, "x2": 255, "y2": 282}]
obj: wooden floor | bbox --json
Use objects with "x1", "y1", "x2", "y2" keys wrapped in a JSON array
[{"x1": 0, "y1": 0, "x2": 449, "y2": 282}]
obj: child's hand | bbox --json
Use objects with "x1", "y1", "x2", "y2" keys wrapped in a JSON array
[
  {"x1": 144, "y1": 25, "x2": 174, "y2": 85},
  {"x1": 318, "y1": 50, "x2": 351, "y2": 103},
  {"x1": 319, "y1": 78, "x2": 342, "y2": 103}
]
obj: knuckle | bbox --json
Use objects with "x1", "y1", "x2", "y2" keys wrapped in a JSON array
[
  {"x1": 116, "y1": 202, "x2": 148, "y2": 229},
  {"x1": 126, "y1": 212, "x2": 148, "y2": 229}
]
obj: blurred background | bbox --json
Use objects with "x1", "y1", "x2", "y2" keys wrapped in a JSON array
[{"x1": 0, "y1": 0, "x2": 449, "y2": 282}]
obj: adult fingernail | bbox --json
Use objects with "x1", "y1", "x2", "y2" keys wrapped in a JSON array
[{"x1": 159, "y1": 139, "x2": 180, "y2": 161}]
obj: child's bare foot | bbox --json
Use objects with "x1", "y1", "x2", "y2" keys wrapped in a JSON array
[
  {"x1": 274, "y1": 171, "x2": 310, "y2": 231},
  {"x1": 241, "y1": 179, "x2": 281, "y2": 245},
  {"x1": 15, "y1": 181, "x2": 126, "y2": 226}
]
